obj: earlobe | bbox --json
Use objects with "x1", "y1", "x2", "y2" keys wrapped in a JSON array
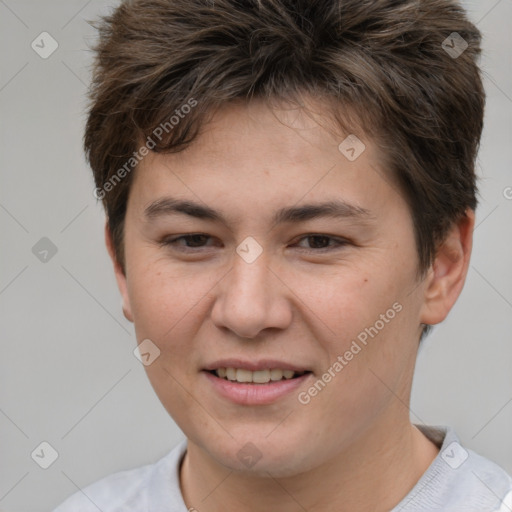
[
  {"x1": 419, "y1": 209, "x2": 475, "y2": 326},
  {"x1": 104, "y1": 222, "x2": 134, "y2": 323}
]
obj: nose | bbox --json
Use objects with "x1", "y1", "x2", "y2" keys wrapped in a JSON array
[{"x1": 210, "y1": 249, "x2": 293, "y2": 340}]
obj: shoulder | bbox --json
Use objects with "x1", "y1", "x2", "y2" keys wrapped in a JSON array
[
  {"x1": 394, "y1": 425, "x2": 512, "y2": 512},
  {"x1": 53, "y1": 462, "x2": 153, "y2": 512},
  {"x1": 52, "y1": 440, "x2": 187, "y2": 512},
  {"x1": 461, "y1": 448, "x2": 512, "y2": 511}
]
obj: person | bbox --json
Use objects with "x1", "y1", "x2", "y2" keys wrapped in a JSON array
[{"x1": 54, "y1": 0, "x2": 512, "y2": 510}]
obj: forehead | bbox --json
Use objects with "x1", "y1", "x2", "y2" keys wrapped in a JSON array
[
  {"x1": 175, "y1": 98, "x2": 371, "y2": 165},
  {"x1": 129, "y1": 99, "x2": 404, "y2": 225}
]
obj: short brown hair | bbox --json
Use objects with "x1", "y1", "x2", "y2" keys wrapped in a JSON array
[{"x1": 85, "y1": 0, "x2": 485, "y2": 338}]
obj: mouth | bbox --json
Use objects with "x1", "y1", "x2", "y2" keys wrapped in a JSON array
[
  {"x1": 208, "y1": 367, "x2": 311, "y2": 384},
  {"x1": 202, "y1": 362, "x2": 313, "y2": 405}
]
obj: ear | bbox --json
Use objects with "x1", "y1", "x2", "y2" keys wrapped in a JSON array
[
  {"x1": 104, "y1": 222, "x2": 133, "y2": 323},
  {"x1": 419, "y1": 209, "x2": 475, "y2": 326}
]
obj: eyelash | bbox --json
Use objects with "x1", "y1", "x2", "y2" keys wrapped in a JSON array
[{"x1": 159, "y1": 233, "x2": 349, "y2": 253}]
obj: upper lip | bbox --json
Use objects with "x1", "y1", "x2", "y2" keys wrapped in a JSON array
[{"x1": 203, "y1": 359, "x2": 311, "y2": 373}]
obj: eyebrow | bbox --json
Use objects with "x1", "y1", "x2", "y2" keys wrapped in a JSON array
[{"x1": 143, "y1": 197, "x2": 375, "y2": 226}]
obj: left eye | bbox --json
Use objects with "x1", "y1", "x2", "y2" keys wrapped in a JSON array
[
  {"x1": 293, "y1": 234, "x2": 348, "y2": 252},
  {"x1": 160, "y1": 233, "x2": 348, "y2": 253}
]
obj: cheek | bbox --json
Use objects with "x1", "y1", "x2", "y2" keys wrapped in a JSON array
[
  {"x1": 126, "y1": 259, "x2": 224, "y2": 365},
  {"x1": 128, "y1": 270, "x2": 175, "y2": 340},
  {"x1": 299, "y1": 264, "x2": 403, "y2": 346},
  {"x1": 299, "y1": 265, "x2": 414, "y2": 399},
  {"x1": 125, "y1": 263, "x2": 213, "y2": 423}
]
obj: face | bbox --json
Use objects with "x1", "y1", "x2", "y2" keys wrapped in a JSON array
[{"x1": 111, "y1": 99, "x2": 435, "y2": 476}]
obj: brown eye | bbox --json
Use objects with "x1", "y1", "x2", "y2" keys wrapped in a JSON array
[
  {"x1": 293, "y1": 235, "x2": 348, "y2": 252},
  {"x1": 160, "y1": 234, "x2": 215, "y2": 250}
]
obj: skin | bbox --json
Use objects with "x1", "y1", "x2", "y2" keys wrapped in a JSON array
[{"x1": 106, "y1": 98, "x2": 474, "y2": 511}]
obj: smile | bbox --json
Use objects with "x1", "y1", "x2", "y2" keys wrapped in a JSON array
[
  {"x1": 211, "y1": 367, "x2": 309, "y2": 384},
  {"x1": 204, "y1": 369, "x2": 313, "y2": 405}
]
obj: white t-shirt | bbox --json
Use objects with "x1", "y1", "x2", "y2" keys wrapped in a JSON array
[{"x1": 53, "y1": 425, "x2": 512, "y2": 511}]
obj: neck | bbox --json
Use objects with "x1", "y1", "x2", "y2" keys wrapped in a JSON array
[{"x1": 180, "y1": 418, "x2": 440, "y2": 512}]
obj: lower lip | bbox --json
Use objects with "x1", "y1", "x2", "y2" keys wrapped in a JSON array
[{"x1": 203, "y1": 371, "x2": 312, "y2": 405}]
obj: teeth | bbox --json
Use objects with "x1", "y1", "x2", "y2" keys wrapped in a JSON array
[
  {"x1": 270, "y1": 368, "x2": 284, "y2": 381},
  {"x1": 236, "y1": 369, "x2": 253, "y2": 383},
  {"x1": 214, "y1": 367, "x2": 305, "y2": 383},
  {"x1": 252, "y1": 369, "x2": 270, "y2": 383}
]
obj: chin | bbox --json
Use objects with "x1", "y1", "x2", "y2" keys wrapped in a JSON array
[{"x1": 202, "y1": 434, "x2": 319, "y2": 477}]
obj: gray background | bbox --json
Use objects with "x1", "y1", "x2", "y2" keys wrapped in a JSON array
[{"x1": 0, "y1": 1, "x2": 511, "y2": 510}]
